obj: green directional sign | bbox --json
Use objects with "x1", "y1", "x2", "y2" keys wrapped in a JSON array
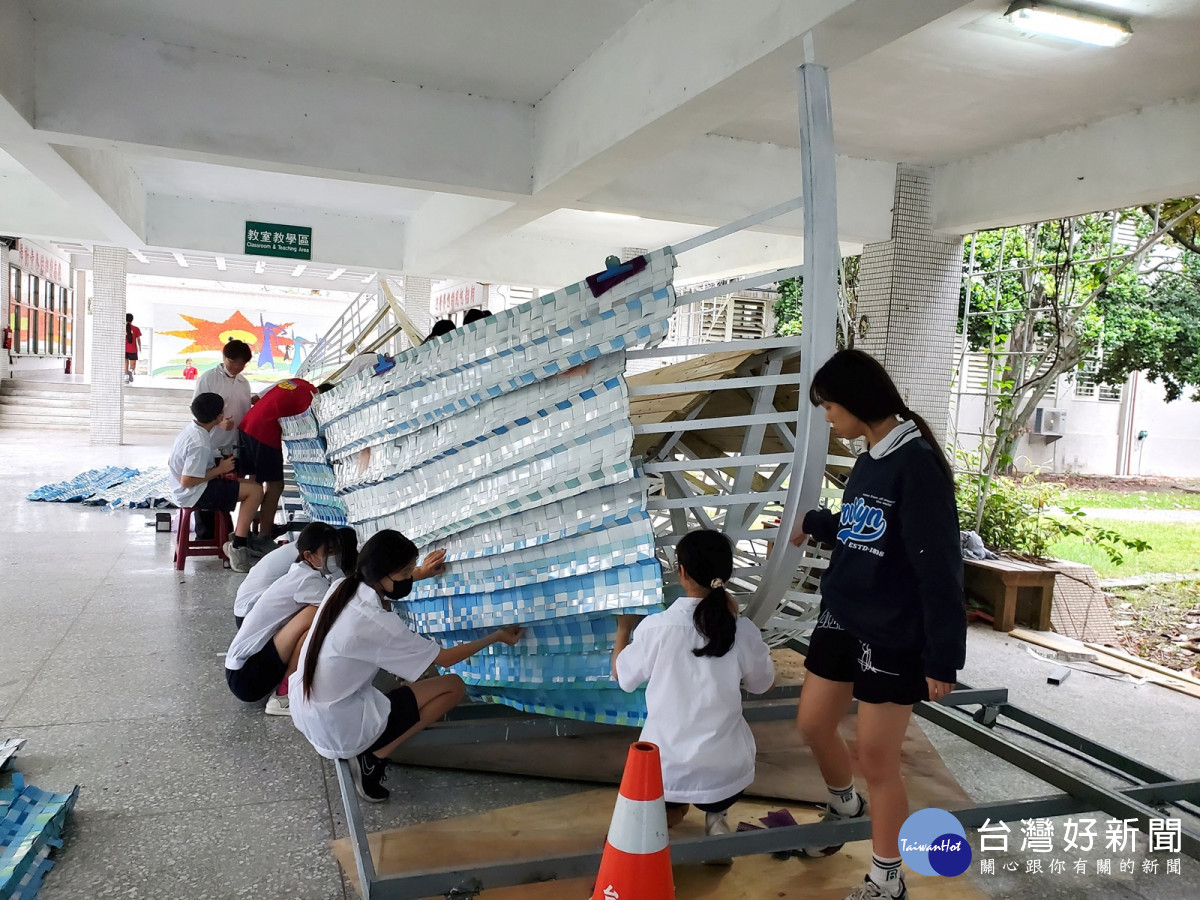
[{"x1": 245, "y1": 221, "x2": 312, "y2": 259}]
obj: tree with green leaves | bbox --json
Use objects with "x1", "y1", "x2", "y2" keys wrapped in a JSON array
[{"x1": 962, "y1": 198, "x2": 1200, "y2": 487}]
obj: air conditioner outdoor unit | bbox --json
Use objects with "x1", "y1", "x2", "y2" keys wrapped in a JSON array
[{"x1": 1033, "y1": 407, "x2": 1066, "y2": 439}]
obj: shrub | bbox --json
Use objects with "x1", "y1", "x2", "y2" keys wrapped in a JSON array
[{"x1": 955, "y1": 468, "x2": 1150, "y2": 566}]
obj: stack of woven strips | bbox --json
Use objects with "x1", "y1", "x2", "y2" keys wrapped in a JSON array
[
  {"x1": 1, "y1": 741, "x2": 79, "y2": 900},
  {"x1": 282, "y1": 250, "x2": 679, "y2": 724},
  {"x1": 26, "y1": 467, "x2": 140, "y2": 502}
]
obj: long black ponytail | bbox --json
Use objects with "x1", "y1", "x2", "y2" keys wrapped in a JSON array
[
  {"x1": 676, "y1": 530, "x2": 737, "y2": 658},
  {"x1": 301, "y1": 529, "x2": 417, "y2": 698},
  {"x1": 809, "y1": 349, "x2": 954, "y2": 481},
  {"x1": 125, "y1": 313, "x2": 134, "y2": 344}
]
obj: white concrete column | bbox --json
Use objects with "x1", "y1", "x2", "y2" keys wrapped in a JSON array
[
  {"x1": 89, "y1": 246, "x2": 126, "y2": 445},
  {"x1": 0, "y1": 242, "x2": 10, "y2": 383},
  {"x1": 403, "y1": 276, "x2": 433, "y2": 343},
  {"x1": 856, "y1": 166, "x2": 963, "y2": 445},
  {"x1": 72, "y1": 268, "x2": 87, "y2": 376}
]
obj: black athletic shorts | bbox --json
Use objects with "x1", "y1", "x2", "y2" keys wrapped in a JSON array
[
  {"x1": 237, "y1": 430, "x2": 285, "y2": 484},
  {"x1": 365, "y1": 687, "x2": 421, "y2": 754},
  {"x1": 804, "y1": 611, "x2": 929, "y2": 706},
  {"x1": 666, "y1": 791, "x2": 743, "y2": 814},
  {"x1": 225, "y1": 640, "x2": 287, "y2": 703},
  {"x1": 193, "y1": 477, "x2": 239, "y2": 512},
  {"x1": 125, "y1": 351, "x2": 138, "y2": 361}
]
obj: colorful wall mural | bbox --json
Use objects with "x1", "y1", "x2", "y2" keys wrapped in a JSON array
[{"x1": 151, "y1": 304, "x2": 335, "y2": 383}]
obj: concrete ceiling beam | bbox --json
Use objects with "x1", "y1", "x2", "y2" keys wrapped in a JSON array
[
  {"x1": 934, "y1": 95, "x2": 1200, "y2": 234},
  {"x1": 145, "y1": 195, "x2": 407, "y2": 271},
  {"x1": 531, "y1": 0, "x2": 972, "y2": 201},
  {"x1": 32, "y1": 22, "x2": 534, "y2": 198},
  {"x1": 580, "y1": 135, "x2": 897, "y2": 245}
]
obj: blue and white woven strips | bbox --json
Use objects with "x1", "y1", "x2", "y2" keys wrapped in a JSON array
[
  {"x1": 0, "y1": 773, "x2": 79, "y2": 900},
  {"x1": 307, "y1": 250, "x2": 678, "y2": 722}
]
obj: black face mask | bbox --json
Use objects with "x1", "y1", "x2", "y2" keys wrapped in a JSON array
[{"x1": 383, "y1": 577, "x2": 413, "y2": 601}]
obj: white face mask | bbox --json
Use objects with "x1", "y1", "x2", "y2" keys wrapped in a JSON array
[{"x1": 324, "y1": 555, "x2": 343, "y2": 580}]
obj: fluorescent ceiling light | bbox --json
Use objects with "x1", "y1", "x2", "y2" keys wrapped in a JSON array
[
  {"x1": 254, "y1": 260, "x2": 265, "y2": 274},
  {"x1": 215, "y1": 256, "x2": 226, "y2": 271},
  {"x1": 326, "y1": 267, "x2": 347, "y2": 281},
  {"x1": 130, "y1": 249, "x2": 149, "y2": 264},
  {"x1": 1004, "y1": 1, "x2": 1132, "y2": 46},
  {"x1": 291, "y1": 264, "x2": 307, "y2": 277},
  {"x1": 172, "y1": 252, "x2": 189, "y2": 268}
]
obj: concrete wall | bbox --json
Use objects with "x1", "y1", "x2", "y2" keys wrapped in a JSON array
[{"x1": 953, "y1": 375, "x2": 1200, "y2": 478}]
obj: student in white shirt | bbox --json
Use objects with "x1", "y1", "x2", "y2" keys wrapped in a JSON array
[
  {"x1": 192, "y1": 339, "x2": 256, "y2": 457},
  {"x1": 234, "y1": 525, "x2": 358, "y2": 628},
  {"x1": 290, "y1": 529, "x2": 523, "y2": 803},
  {"x1": 613, "y1": 529, "x2": 775, "y2": 845},
  {"x1": 225, "y1": 523, "x2": 342, "y2": 716},
  {"x1": 168, "y1": 393, "x2": 264, "y2": 574}
]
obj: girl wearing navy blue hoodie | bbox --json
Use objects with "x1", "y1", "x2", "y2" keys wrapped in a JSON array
[{"x1": 790, "y1": 349, "x2": 966, "y2": 900}]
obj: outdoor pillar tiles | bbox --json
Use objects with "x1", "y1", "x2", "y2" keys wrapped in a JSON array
[
  {"x1": 89, "y1": 245, "x2": 127, "y2": 445},
  {"x1": 856, "y1": 165, "x2": 963, "y2": 445},
  {"x1": 404, "y1": 276, "x2": 433, "y2": 344},
  {"x1": 0, "y1": 244, "x2": 9, "y2": 382}
]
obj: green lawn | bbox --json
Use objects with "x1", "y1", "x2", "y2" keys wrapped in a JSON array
[
  {"x1": 1059, "y1": 489, "x2": 1200, "y2": 510},
  {"x1": 1048, "y1": 518, "x2": 1200, "y2": 578}
]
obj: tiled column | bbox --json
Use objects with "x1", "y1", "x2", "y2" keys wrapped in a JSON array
[
  {"x1": 856, "y1": 166, "x2": 963, "y2": 445},
  {"x1": 73, "y1": 269, "x2": 88, "y2": 376},
  {"x1": 90, "y1": 246, "x2": 127, "y2": 445},
  {"x1": 0, "y1": 242, "x2": 10, "y2": 382},
  {"x1": 403, "y1": 276, "x2": 433, "y2": 345}
]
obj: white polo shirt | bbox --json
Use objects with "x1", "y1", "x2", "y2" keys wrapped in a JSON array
[
  {"x1": 289, "y1": 581, "x2": 441, "y2": 760},
  {"x1": 226, "y1": 562, "x2": 331, "y2": 670},
  {"x1": 194, "y1": 364, "x2": 252, "y2": 455},
  {"x1": 167, "y1": 421, "x2": 213, "y2": 508},
  {"x1": 616, "y1": 597, "x2": 775, "y2": 804}
]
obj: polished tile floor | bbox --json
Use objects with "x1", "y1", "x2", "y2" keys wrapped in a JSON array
[{"x1": 1, "y1": 427, "x2": 1197, "y2": 899}]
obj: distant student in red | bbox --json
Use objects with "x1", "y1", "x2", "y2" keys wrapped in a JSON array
[
  {"x1": 182, "y1": 358, "x2": 198, "y2": 380},
  {"x1": 237, "y1": 378, "x2": 330, "y2": 539},
  {"x1": 124, "y1": 314, "x2": 142, "y2": 384}
]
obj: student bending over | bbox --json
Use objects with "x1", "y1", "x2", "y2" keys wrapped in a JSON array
[
  {"x1": 225, "y1": 522, "x2": 341, "y2": 716},
  {"x1": 612, "y1": 529, "x2": 775, "y2": 850},
  {"x1": 290, "y1": 529, "x2": 523, "y2": 803}
]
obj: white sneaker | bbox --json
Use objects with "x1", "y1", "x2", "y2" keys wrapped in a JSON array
[
  {"x1": 265, "y1": 695, "x2": 291, "y2": 716},
  {"x1": 703, "y1": 811, "x2": 733, "y2": 866},
  {"x1": 845, "y1": 874, "x2": 907, "y2": 900},
  {"x1": 224, "y1": 542, "x2": 252, "y2": 574}
]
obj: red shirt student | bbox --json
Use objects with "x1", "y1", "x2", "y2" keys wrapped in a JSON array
[{"x1": 236, "y1": 378, "x2": 323, "y2": 546}]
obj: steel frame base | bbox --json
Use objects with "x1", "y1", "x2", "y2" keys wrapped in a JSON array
[{"x1": 335, "y1": 677, "x2": 1200, "y2": 899}]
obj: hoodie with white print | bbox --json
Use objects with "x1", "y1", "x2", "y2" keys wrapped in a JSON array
[{"x1": 802, "y1": 419, "x2": 966, "y2": 684}]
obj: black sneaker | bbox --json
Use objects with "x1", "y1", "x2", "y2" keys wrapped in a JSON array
[
  {"x1": 349, "y1": 752, "x2": 389, "y2": 803},
  {"x1": 795, "y1": 795, "x2": 868, "y2": 858}
]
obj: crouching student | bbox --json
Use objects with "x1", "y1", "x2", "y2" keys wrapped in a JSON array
[
  {"x1": 234, "y1": 524, "x2": 359, "y2": 628},
  {"x1": 289, "y1": 529, "x2": 524, "y2": 803},
  {"x1": 612, "y1": 529, "x2": 775, "y2": 850},
  {"x1": 614, "y1": 532, "x2": 772, "y2": 849},
  {"x1": 225, "y1": 522, "x2": 342, "y2": 716}
]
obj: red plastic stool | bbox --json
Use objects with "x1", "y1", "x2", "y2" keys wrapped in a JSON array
[{"x1": 174, "y1": 507, "x2": 232, "y2": 571}]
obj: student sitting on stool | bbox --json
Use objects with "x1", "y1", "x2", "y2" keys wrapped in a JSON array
[{"x1": 168, "y1": 392, "x2": 264, "y2": 574}]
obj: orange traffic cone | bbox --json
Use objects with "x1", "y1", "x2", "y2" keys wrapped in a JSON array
[{"x1": 592, "y1": 741, "x2": 675, "y2": 900}]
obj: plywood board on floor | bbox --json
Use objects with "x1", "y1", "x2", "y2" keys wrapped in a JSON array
[
  {"x1": 332, "y1": 790, "x2": 988, "y2": 900},
  {"x1": 393, "y1": 650, "x2": 970, "y2": 811}
]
